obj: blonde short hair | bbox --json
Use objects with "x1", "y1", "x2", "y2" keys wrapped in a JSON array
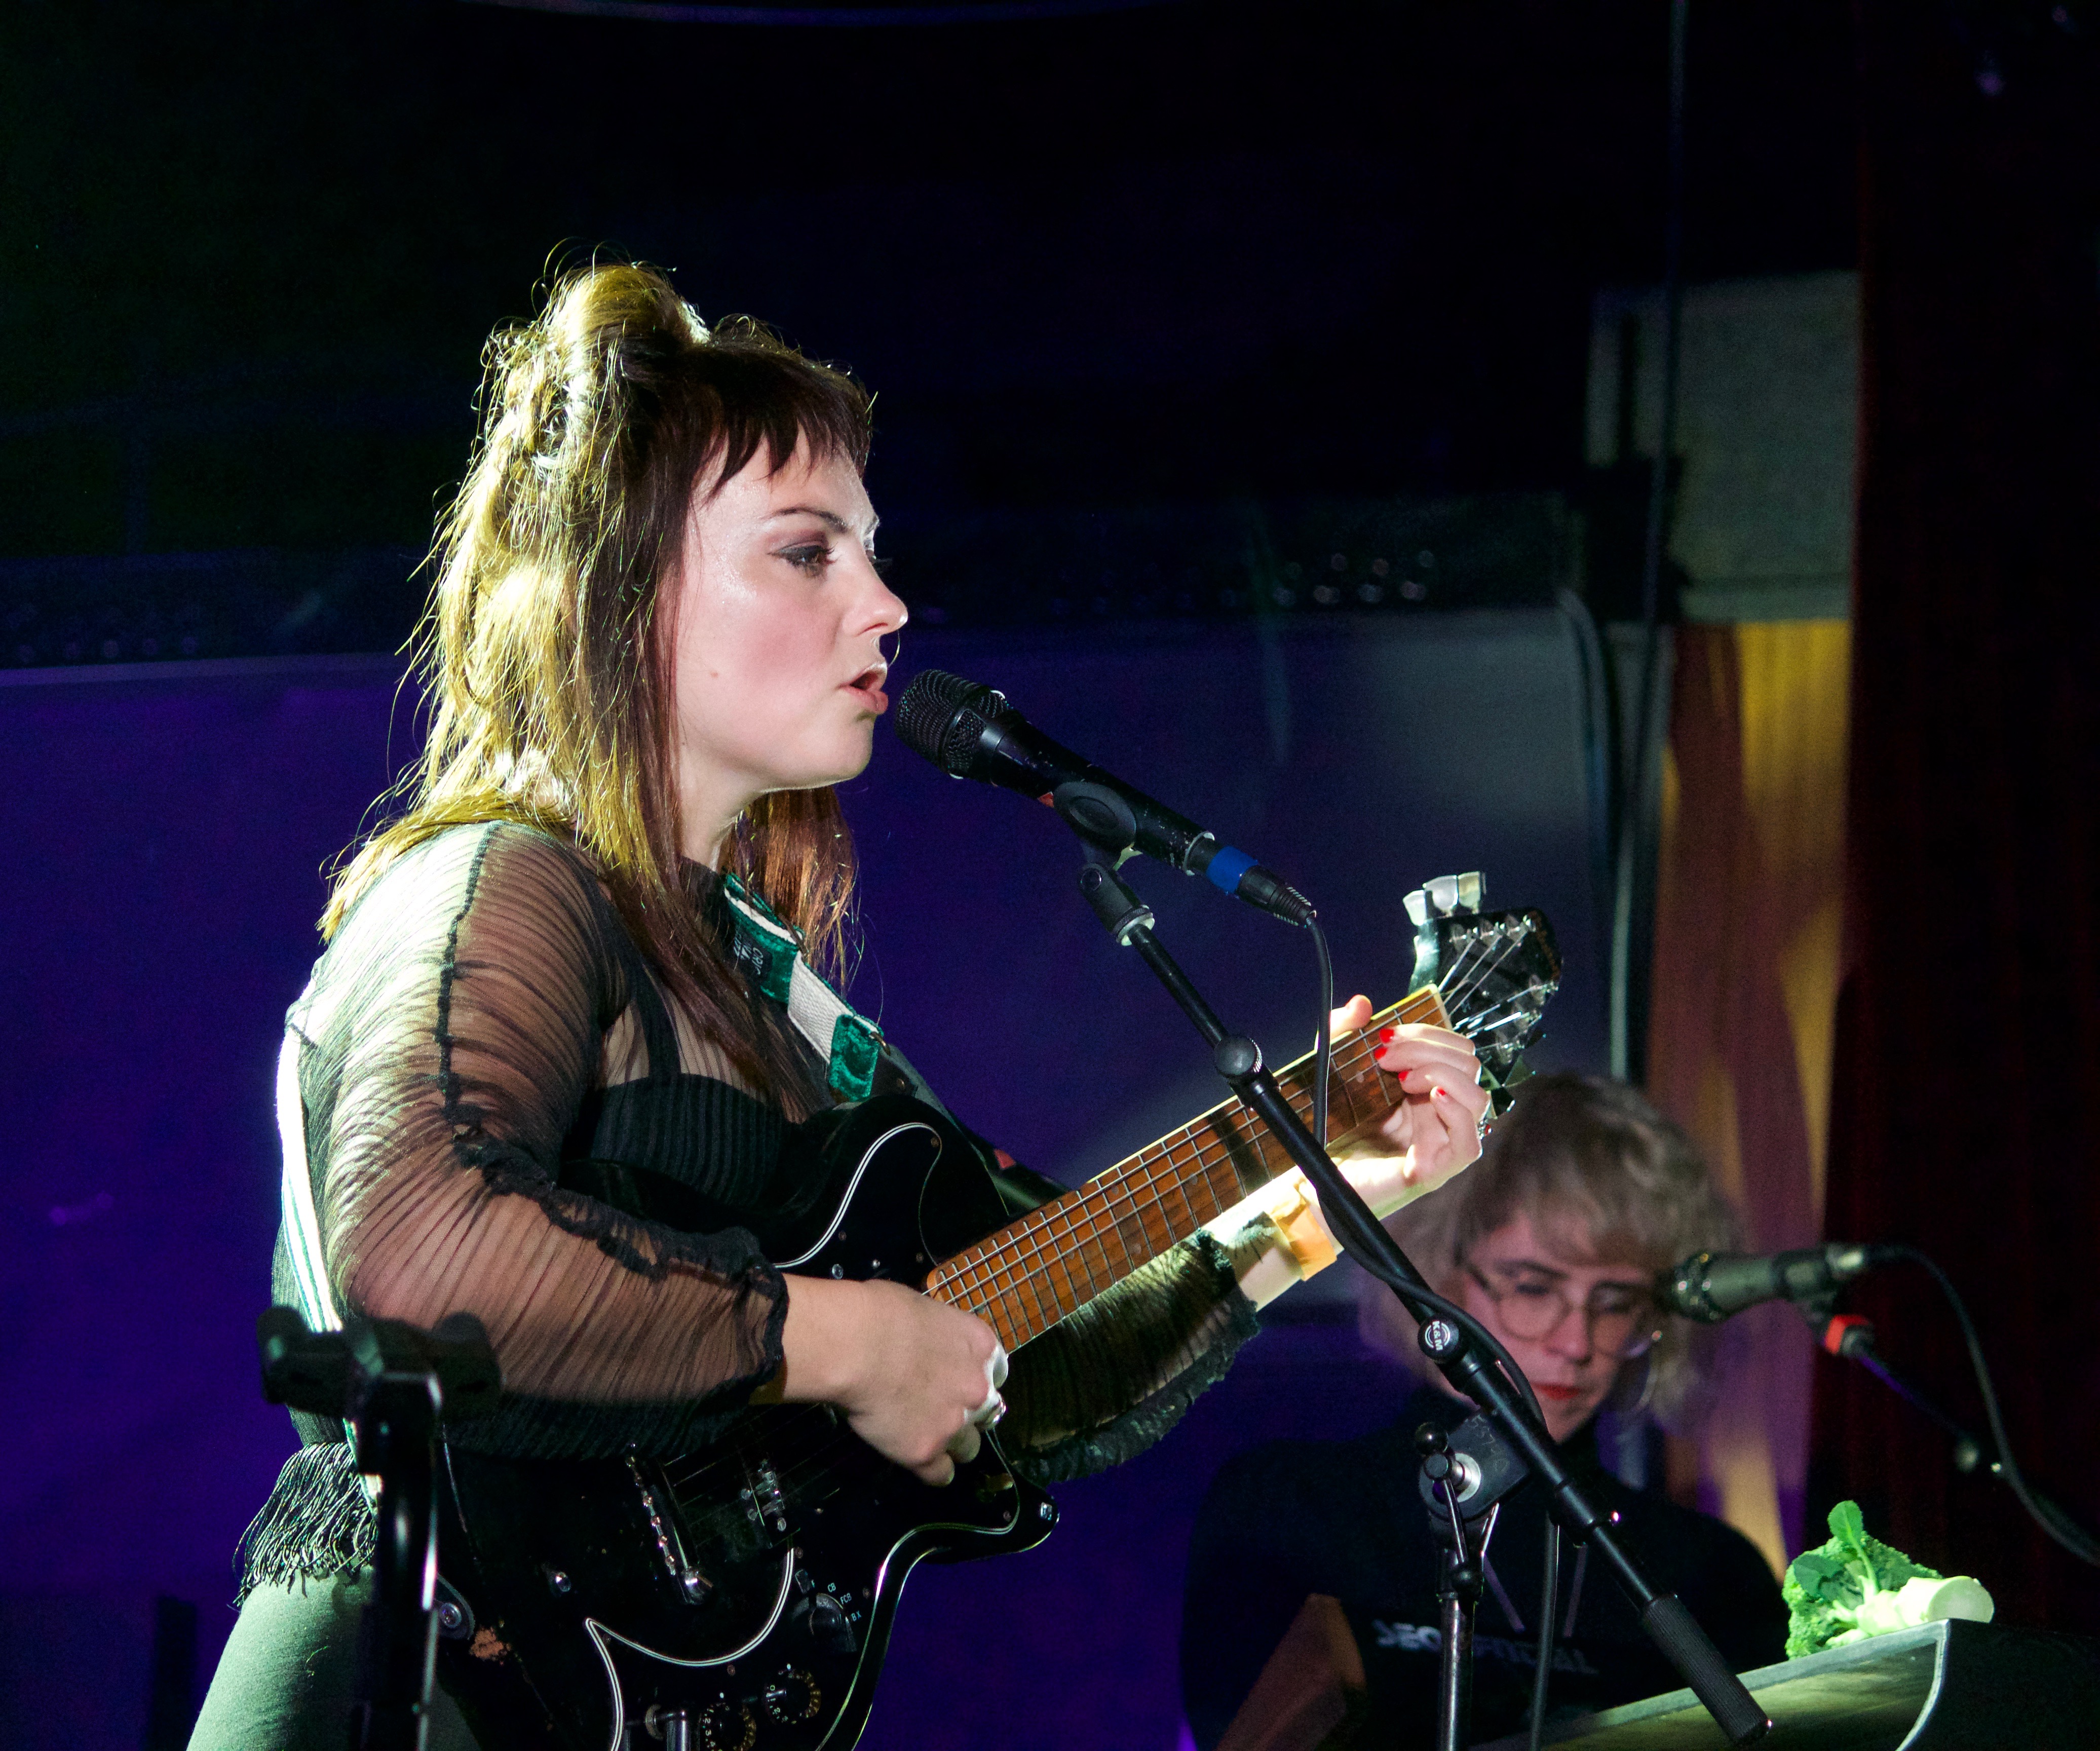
[{"x1": 1359, "y1": 1073, "x2": 1742, "y2": 1432}]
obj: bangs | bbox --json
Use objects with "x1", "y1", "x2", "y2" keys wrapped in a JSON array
[{"x1": 683, "y1": 320, "x2": 872, "y2": 501}]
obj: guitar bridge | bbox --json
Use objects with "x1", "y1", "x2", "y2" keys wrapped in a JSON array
[
  {"x1": 626, "y1": 1454, "x2": 713, "y2": 1606},
  {"x1": 741, "y1": 1460, "x2": 791, "y2": 1541}
]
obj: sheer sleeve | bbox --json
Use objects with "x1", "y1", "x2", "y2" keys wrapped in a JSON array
[
  {"x1": 997, "y1": 1230, "x2": 1261, "y2": 1484},
  {"x1": 291, "y1": 822, "x2": 787, "y2": 1452}
]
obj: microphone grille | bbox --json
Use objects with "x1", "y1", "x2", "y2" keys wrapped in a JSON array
[{"x1": 895, "y1": 669, "x2": 1007, "y2": 776}]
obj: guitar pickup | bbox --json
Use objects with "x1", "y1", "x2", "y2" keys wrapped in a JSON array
[{"x1": 626, "y1": 1454, "x2": 713, "y2": 1607}]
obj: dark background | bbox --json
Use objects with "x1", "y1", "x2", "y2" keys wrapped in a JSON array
[
  {"x1": 3, "y1": 0, "x2": 1853, "y2": 581},
  {"x1": 9, "y1": 1, "x2": 2100, "y2": 1747}
]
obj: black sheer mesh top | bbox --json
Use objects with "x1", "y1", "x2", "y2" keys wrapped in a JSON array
[
  {"x1": 274, "y1": 821, "x2": 828, "y2": 1456},
  {"x1": 240, "y1": 819, "x2": 1257, "y2": 1596}
]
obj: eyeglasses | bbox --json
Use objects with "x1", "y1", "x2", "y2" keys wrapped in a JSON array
[{"x1": 1463, "y1": 1262, "x2": 1664, "y2": 1359}]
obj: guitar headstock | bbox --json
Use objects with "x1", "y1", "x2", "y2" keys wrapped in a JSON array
[{"x1": 1404, "y1": 872, "x2": 1560, "y2": 1117}]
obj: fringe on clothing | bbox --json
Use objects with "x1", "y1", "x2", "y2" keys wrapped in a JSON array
[
  {"x1": 1006, "y1": 1232, "x2": 1262, "y2": 1484},
  {"x1": 233, "y1": 1444, "x2": 374, "y2": 1607}
]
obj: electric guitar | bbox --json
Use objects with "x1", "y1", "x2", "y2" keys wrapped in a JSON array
[{"x1": 435, "y1": 878, "x2": 1560, "y2": 1750}]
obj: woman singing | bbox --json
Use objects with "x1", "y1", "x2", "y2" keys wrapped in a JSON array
[{"x1": 189, "y1": 260, "x2": 1490, "y2": 1748}]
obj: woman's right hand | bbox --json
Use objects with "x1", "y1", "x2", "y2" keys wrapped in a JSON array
[{"x1": 768, "y1": 1276, "x2": 1005, "y2": 1486}]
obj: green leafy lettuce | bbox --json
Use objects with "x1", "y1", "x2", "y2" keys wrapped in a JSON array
[{"x1": 1782, "y1": 1500, "x2": 1944, "y2": 1659}]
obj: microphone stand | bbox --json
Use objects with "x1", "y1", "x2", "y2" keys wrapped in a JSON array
[
  {"x1": 1072, "y1": 851, "x2": 1771, "y2": 1748},
  {"x1": 1816, "y1": 1312, "x2": 2096, "y2": 1555},
  {"x1": 256, "y1": 1308, "x2": 502, "y2": 1751}
]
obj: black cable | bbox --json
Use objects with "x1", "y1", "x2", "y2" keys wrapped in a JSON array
[
  {"x1": 1884, "y1": 1245, "x2": 2100, "y2": 1567},
  {"x1": 1529, "y1": 1522, "x2": 1561, "y2": 1751},
  {"x1": 1309, "y1": 918, "x2": 1335, "y2": 1152},
  {"x1": 1608, "y1": 0, "x2": 1690, "y2": 1080}
]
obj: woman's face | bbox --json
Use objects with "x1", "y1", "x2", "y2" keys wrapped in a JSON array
[
  {"x1": 667, "y1": 440, "x2": 906, "y2": 861},
  {"x1": 1457, "y1": 1209, "x2": 1659, "y2": 1443}
]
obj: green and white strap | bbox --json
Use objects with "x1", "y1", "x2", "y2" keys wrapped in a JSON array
[
  {"x1": 277, "y1": 1030, "x2": 342, "y2": 1335},
  {"x1": 719, "y1": 875, "x2": 884, "y2": 1101}
]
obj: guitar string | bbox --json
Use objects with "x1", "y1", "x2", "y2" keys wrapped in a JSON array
[
  {"x1": 665, "y1": 936, "x2": 1544, "y2": 1506},
  {"x1": 946, "y1": 1009, "x2": 1404, "y2": 1323},
  {"x1": 961, "y1": 985, "x2": 1531, "y2": 1345},
  {"x1": 944, "y1": 1116, "x2": 1213, "y2": 1325},
  {"x1": 960, "y1": 1110, "x2": 1260, "y2": 1327},
  {"x1": 1428, "y1": 932, "x2": 1513, "y2": 1016},
  {"x1": 950, "y1": 1027, "x2": 1391, "y2": 1340},
  {"x1": 948, "y1": 1130, "x2": 1212, "y2": 1342},
  {"x1": 955, "y1": 1039, "x2": 1373, "y2": 1339},
  {"x1": 1433, "y1": 931, "x2": 1498, "y2": 1002},
  {"x1": 1437, "y1": 931, "x2": 1533, "y2": 1020},
  {"x1": 1434, "y1": 918, "x2": 1532, "y2": 1007},
  {"x1": 939, "y1": 963, "x2": 1545, "y2": 1341}
]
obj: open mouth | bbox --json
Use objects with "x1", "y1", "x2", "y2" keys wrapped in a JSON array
[{"x1": 844, "y1": 664, "x2": 889, "y2": 713}]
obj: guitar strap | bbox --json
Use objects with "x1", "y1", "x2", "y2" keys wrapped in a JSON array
[
  {"x1": 718, "y1": 873, "x2": 885, "y2": 1102},
  {"x1": 277, "y1": 1027, "x2": 363, "y2": 1450},
  {"x1": 276, "y1": 1029, "x2": 342, "y2": 1335}
]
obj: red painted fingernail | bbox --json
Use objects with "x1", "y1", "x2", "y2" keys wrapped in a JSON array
[
  {"x1": 1379, "y1": 1027, "x2": 1395, "y2": 1043},
  {"x1": 1433, "y1": 1086, "x2": 1450, "y2": 1100}
]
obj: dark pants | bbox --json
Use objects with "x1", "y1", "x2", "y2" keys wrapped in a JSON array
[{"x1": 188, "y1": 1571, "x2": 480, "y2": 1751}]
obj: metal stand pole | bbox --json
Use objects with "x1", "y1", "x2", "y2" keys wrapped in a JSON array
[
  {"x1": 349, "y1": 1364, "x2": 443, "y2": 1751},
  {"x1": 1073, "y1": 854, "x2": 1770, "y2": 1747},
  {"x1": 257, "y1": 1309, "x2": 501, "y2": 1751}
]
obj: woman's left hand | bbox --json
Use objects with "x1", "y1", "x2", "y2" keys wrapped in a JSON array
[{"x1": 1325, "y1": 993, "x2": 1490, "y2": 1215}]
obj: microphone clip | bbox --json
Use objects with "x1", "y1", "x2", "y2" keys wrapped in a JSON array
[{"x1": 1078, "y1": 858, "x2": 1156, "y2": 946}]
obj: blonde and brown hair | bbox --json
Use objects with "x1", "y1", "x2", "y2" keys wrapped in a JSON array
[
  {"x1": 1361, "y1": 1073, "x2": 1743, "y2": 1431},
  {"x1": 328, "y1": 260, "x2": 872, "y2": 1086}
]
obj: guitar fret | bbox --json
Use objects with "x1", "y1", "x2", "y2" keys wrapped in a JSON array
[
  {"x1": 1041, "y1": 1211, "x2": 1088, "y2": 1317},
  {"x1": 926, "y1": 985, "x2": 1460, "y2": 1350},
  {"x1": 1062, "y1": 1204, "x2": 1106, "y2": 1300}
]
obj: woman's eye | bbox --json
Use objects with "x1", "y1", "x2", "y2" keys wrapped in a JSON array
[
  {"x1": 780, "y1": 544, "x2": 830, "y2": 576},
  {"x1": 1510, "y1": 1281, "x2": 1558, "y2": 1301}
]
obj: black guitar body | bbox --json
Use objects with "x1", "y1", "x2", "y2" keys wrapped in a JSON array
[{"x1": 436, "y1": 1095, "x2": 1057, "y2": 1751}]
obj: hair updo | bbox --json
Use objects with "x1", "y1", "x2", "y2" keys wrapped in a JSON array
[{"x1": 329, "y1": 259, "x2": 872, "y2": 1087}]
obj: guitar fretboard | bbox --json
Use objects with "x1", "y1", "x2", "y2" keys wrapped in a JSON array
[{"x1": 925, "y1": 986, "x2": 1449, "y2": 1351}]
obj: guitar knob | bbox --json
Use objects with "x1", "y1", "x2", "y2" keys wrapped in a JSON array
[
  {"x1": 763, "y1": 1666, "x2": 822, "y2": 1724},
  {"x1": 801, "y1": 1589, "x2": 856, "y2": 1653},
  {"x1": 696, "y1": 1698, "x2": 756, "y2": 1751}
]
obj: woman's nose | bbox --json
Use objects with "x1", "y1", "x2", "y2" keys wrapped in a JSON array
[
  {"x1": 854, "y1": 555, "x2": 908, "y2": 636},
  {"x1": 1544, "y1": 1303, "x2": 1596, "y2": 1362}
]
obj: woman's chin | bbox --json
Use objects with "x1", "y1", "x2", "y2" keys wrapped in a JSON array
[{"x1": 1536, "y1": 1388, "x2": 1604, "y2": 1443}]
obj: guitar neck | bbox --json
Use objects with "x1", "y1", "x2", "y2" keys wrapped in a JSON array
[{"x1": 925, "y1": 985, "x2": 1451, "y2": 1352}]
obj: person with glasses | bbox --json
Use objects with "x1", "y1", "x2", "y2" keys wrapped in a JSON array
[{"x1": 1179, "y1": 1073, "x2": 1787, "y2": 1749}]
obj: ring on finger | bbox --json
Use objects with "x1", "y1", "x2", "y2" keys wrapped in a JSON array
[{"x1": 971, "y1": 1388, "x2": 1006, "y2": 1428}]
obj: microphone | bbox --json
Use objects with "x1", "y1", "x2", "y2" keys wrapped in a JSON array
[
  {"x1": 1659, "y1": 1244, "x2": 1896, "y2": 1323},
  {"x1": 894, "y1": 669, "x2": 1315, "y2": 926}
]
